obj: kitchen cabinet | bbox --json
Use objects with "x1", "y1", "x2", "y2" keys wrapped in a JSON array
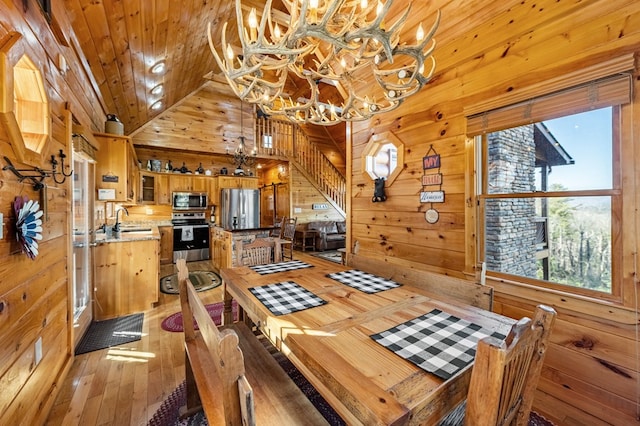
[
  {"x1": 208, "y1": 176, "x2": 219, "y2": 206},
  {"x1": 157, "y1": 174, "x2": 170, "y2": 204},
  {"x1": 95, "y1": 133, "x2": 138, "y2": 202},
  {"x1": 211, "y1": 227, "x2": 232, "y2": 269},
  {"x1": 139, "y1": 171, "x2": 170, "y2": 205},
  {"x1": 93, "y1": 237, "x2": 159, "y2": 320},
  {"x1": 192, "y1": 176, "x2": 208, "y2": 192},
  {"x1": 169, "y1": 175, "x2": 192, "y2": 193},
  {"x1": 169, "y1": 174, "x2": 209, "y2": 193},
  {"x1": 159, "y1": 226, "x2": 173, "y2": 264},
  {"x1": 217, "y1": 176, "x2": 259, "y2": 190}
]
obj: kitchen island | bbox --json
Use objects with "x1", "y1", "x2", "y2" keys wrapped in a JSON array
[
  {"x1": 93, "y1": 226, "x2": 160, "y2": 320},
  {"x1": 210, "y1": 226, "x2": 281, "y2": 269}
]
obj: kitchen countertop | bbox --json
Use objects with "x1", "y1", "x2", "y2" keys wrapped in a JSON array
[
  {"x1": 95, "y1": 225, "x2": 160, "y2": 243},
  {"x1": 211, "y1": 225, "x2": 278, "y2": 233}
]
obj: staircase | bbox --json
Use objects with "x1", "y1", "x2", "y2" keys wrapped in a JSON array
[{"x1": 255, "y1": 116, "x2": 346, "y2": 216}]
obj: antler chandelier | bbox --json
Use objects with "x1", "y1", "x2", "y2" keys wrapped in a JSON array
[{"x1": 208, "y1": 0, "x2": 440, "y2": 126}]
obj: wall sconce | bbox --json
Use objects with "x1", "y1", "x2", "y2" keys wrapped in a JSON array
[{"x1": 3, "y1": 149, "x2": 73, "y2": 190}]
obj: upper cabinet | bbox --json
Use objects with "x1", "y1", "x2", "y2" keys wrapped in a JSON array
[
  {"x1": 139, "y1": 171, "x2": 170, "y2": 205},
  {"x1": 169, "y1": 175, "x2": 208, "y2": 193},
  {"x1": 133, "y1": 171, "x2": 258, "y2": 207},
  {"x1": 95, "y1": 133, "x2": 138, "y2": 202},
  {"x1": 217, "y1": 176, "x2": 258, "y2": 190}
]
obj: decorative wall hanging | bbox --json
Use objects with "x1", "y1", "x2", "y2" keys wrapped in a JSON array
[
  {"x1": 372, "y1": 177, "x2": 387, "y2": 202},
  {"x1": 14, "y1": 195, "x2": 43, "y2": 259},
  {"x1": 3, "y1": 149, "x2": 73, "y2": 190},
  {"x1": 421, "y1": 144, "x2": 444, "y2": 223}
]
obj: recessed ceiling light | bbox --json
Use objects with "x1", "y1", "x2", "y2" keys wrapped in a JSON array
[
  {"x1": 151, "y1": 84, "x2": 163, "y2": 95},
  {"x1": 151, "y1": 61, "x2": 166, "y2": 74},
  {"x1": 151, "y1": 100, "x2": 162, "y2": 110}
]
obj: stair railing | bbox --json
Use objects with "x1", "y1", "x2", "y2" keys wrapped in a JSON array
[{"x1": 255, "y1": 116, "x2": 346, "y2": 214}]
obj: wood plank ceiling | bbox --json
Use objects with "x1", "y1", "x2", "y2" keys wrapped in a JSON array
[{"x1": 62, "y1": 0, "x2": 446, "y2": 137}]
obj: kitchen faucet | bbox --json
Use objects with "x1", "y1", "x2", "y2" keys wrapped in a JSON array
[{"x1": 113, "y1": 207, "x2": 129, "y2": 233}]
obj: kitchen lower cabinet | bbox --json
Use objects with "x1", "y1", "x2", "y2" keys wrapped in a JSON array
[
  {"x1": 93, "y1": 238, "x2": 159, "y2": 320},
  {"x1": 159, "y1": 226, "x2": 173, "y2": 264},
  {"x1": 211, "y1": 227, "x2": 232, "y2": 270}
]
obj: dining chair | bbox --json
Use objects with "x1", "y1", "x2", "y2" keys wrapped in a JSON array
[
  {"x1": 438, "y1": 304, "x2": 557, "y2": 426},
  {"x1": 269, "y1": 217, "x2": 284, "y2": 238},
  {"x1": 241, "y1": 239, "x2": 273, "y2": 266},
  {"x1": 280, "y1": 217, "x2": 297, "y2": 261}
]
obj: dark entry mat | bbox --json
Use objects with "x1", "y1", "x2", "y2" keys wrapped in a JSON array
[{"x1": 75, "y1": 313, "x2": 144, "y2": 355}]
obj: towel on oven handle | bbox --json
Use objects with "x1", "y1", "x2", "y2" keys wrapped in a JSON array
[{"x1": 181, "y1": 226, "x2": 194, "y2": 242}]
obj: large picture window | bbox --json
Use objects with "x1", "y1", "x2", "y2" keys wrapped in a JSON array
[{"x1": 469, "y1": 75, "x2": 629, "y2": 297}]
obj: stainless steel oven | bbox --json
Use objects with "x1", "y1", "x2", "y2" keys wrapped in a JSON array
[{"x1": 172, "y1": 212, "x2": 210, "y2": 263}]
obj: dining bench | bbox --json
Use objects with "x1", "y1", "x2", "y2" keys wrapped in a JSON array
[
  {"x1": 350, "y1": 253, "x2": 494, "y2": 310},
  {"x1": 176, "y1": 259, "x2": 328, "y2": 425}
]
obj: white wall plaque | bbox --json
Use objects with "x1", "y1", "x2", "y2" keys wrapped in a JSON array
[
  {"x1": 98, "y1": 188, "x2": 116, "y2": 200},
  {"x1": 420, "y1": 191, "x2": 445, "y2": 203}
]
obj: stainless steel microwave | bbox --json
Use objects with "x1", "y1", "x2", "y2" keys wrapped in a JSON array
[{"x1": 172, "y1": 192, "x2": 208, "y2": 210}]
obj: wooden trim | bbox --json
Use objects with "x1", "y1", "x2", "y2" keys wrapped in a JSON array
[
  {"x1": 467, "y1": 73, "x2": 632, "y2": 135},
  {"x1": 464, "y1": 54, "x2": 635, "y2": 118}
]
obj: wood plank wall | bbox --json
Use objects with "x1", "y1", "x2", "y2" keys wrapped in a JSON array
[
  {"x1": 0, "y1": 1, "x2": 106, "y2": 424},
  {"x1": 348, "y1": 1, "x2": 640, "y2": 424}
]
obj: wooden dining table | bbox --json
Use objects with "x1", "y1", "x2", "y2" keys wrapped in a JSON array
[{"x1": 220, "y1": 258, "x2": 514, "y2": 425}]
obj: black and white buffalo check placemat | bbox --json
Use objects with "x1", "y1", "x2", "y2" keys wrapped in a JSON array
[
  {"x1": 249, "y1": 281, "x2": 327, "y2": 316},
  {"x1": 371, "y1": 309, "x2": 507, "y2": 380},
  {"x1": 249, "y1": 260, "x2": 314, "y2": 275},
  {"x1": 326, "y1": 269, "x2": 401, "y2": 293}
]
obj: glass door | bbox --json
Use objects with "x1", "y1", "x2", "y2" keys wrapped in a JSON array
[{"x1": 72, "y1": 153, "x2": 94, "y2": 346}]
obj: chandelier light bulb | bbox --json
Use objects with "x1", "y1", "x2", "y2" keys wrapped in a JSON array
[
  {"x1": 273, "y1": 23, "x2": 281, "y2": 40},
  {"x1": 248, "y1": 8, "x2": 258, "y2": 41},
  {"x1": 361, "y1": 0, "x2": 368, "y2": 8},
  {"x1": 226, "y1": 44, "x2": 234, "y2": 61},
  {"x1": 416, "y1": 23, "x2": 424, "y2": 42}
]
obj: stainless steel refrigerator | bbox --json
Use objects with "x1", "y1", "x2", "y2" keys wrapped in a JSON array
[{"x1": 220, "y1": 188, "x2": 261, "y2": 230}]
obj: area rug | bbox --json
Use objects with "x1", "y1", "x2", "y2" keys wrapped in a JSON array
[
  {"x1": 75, "y1": 313, "x2": 144, "y2": 355},
  {"x1": 160, "y1": 301, "x2": 238, "y2": 332},
  {"x1": 311, "y1": 250, "x2": 342, "y2": 264},
  {"x1": 160, "y1": 271, "x2": 221, "y2": 295}
]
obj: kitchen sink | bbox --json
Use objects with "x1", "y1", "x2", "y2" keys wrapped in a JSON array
[{"x1": 120, "y1": 227, "x2": 152, "y2": 233}]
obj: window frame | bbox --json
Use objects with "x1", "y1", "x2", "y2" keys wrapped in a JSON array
[
  {"x1": 474, "y1": 105, "x2": 623, "y2": 300},
  {"x1": 464, "y1": 62, "x2": 634, "y2": 303}
]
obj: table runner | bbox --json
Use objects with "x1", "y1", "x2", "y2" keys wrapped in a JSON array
[
  {"x1": 371, "y1": 309, "x2": 507, "y2": 380},
  {"x1": 250, "y1": 260, "x2": 314, "y2": 275},
  {"x1": 326, "y1": 269, "x2": 401, "y2": 293},
  {"x1": 249, "y1": 281, "x2": 327, "y2": 316}
]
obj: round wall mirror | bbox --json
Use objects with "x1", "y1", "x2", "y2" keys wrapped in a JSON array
[{"x1": 362, "y1": 131, "x2": 404, "y2": 185}]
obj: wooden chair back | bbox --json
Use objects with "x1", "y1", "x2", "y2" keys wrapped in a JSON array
[
  {"x1": 280, "y1": 217, "x2": 297, "y2": 260},
  {"x1": 269, "y1": 217, "x2": 284, "y2": 238},
  {"x1": 281, "y1": 217, "x2": 297, "y2": 240},
  {"x1": 177, "y1": 259, "x2": 255, "y2": 425},
  {"x1": 241, "y1": 239, "x2": 273, "y2": 266},
  {"x1": 464, "y1": 304, "x2": 556, "y2": 425}
]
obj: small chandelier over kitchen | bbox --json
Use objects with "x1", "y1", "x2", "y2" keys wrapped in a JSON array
[
  {"x1": 230, "y1": 101, "x2": 256, "y2": 174},
  {"x1": 208, "y1": 0, "x2": 440, "y2": 126}
]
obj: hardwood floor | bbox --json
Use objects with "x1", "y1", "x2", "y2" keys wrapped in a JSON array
[{"x1": 46, "y1": 260, "x2": 223, "y2": 426}]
